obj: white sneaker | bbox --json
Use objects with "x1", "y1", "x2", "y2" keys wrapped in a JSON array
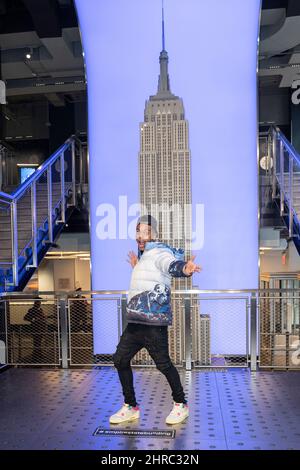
[
  {"x1": 165, "y1": 402, "x2": 189, "y2": 425},
  {"x1": 109, "y1": 403, "x2": 140, "y2": 424}
]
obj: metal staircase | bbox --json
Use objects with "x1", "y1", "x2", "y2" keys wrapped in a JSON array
[
  {"x1": 0, "y1": 136, "x2": 86, "y2": 292},
  {"x1": 264, "y1": 126, "x2": 300, "y2": 254}
]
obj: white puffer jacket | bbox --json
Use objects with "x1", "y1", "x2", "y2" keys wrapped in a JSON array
[{"x1": 126, "y1": 241, "x2": 191, "y2": 326}]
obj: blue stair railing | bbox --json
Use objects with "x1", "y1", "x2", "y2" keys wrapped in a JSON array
[
  {"x1": 0, "y1": 136, "x2": 84, "y2": 291},
  {"x1": 269, "y1": 125, "x2": 300, "y2": 254}
]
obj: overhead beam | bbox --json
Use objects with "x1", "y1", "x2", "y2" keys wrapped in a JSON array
[
  {"x1": 45, "y1": 92, "x2": 65, "y2": 107},
  {"x1": 287, "y1": 0, "x2": 300, "y2": 17},
  {"x1": 262, "y1": 0, "x2": 288, "y2": 9},
  {"x1": 6, "y1": 81, "x2": 86, "y2": 97},
  {"x1": 22, "y1": 0, "x2": 62, "y2": 38}
]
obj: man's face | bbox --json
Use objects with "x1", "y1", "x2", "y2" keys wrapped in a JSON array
[{"x1": 136, "y1": 223, "x2": 154, "y2": 251}]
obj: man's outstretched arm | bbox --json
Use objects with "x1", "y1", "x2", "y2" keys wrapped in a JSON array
[
  {"x1": 169, "y1": 259, "x2": 192, "y2": 277},
  {"x1": 155, "y1": 252, "x2": 202, "y2": 278}
]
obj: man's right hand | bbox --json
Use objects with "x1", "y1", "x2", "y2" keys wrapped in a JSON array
[{"x1": 127, "y1": 250, "x2": 138, "y2": 268}]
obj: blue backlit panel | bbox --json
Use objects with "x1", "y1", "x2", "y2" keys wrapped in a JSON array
[{"x1": 75, "y1": 0, "x2": 261, "y2": 355}]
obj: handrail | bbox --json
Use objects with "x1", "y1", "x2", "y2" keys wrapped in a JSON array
[
  {"x1": 0, "y1": 139, "x2": 73, "y2": 202},
  {"x1": 0, "y1": 135, "x2": 84, "y2": 289},
  {"x1": 274, "y1": 125, "x2": 300, "y2": 168},
  {"x1": 70, "y1": 134, "x2": 83, "y2": 146},
  {"x1": 0, "y1": 139, "x2": 15, "y2": 152},
  {"x1": 1, "y1": 288, "x2": 300, "y2": 297},
  {"x1": 267, "y1": 125, "x2": 300, "y2": 239},
  {"x1": 2, "y1": 287, "x2": 299, "y2": 371}
]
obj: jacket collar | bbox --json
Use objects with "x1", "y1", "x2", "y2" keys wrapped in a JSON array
[{"x1": 143, "y1": 241, "x2": 185, "y2": 260}]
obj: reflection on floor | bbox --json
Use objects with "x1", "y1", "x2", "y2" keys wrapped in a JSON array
[{"x1": 0, "y1": 367, "x2": 300, "y2": 450}]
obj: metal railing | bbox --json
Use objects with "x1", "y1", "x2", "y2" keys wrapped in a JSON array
[
  {"x1": 1, "y1": 288, "x2": 299, "y2": 371},
  {"x1": 268, "y1": 125, "x2": 300, "y2": 239},
  {"x1": 0, "y1": 135, "x2": 86, "y2": 288}
]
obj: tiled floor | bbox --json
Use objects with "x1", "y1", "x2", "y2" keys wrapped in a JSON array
[{"x1": 0, "y1": 367, "x2": 300, "y2": 450}]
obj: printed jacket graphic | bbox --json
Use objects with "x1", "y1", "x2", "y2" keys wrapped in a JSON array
[{"x1": 126, "y1": 241, "x2": 192, "y2": 326}]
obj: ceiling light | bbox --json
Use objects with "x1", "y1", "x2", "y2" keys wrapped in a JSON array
[{"x1": 25, "y1": 47, "x2": 33, "y2": 60}]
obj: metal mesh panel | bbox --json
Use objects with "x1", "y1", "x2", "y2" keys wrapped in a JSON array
[
  {"x1": 64, "y1": 146, "x2": 73, "y2": 187},
  {"x1": 52, "y1": 152, "x2": 73, "y2": 214},
  {"x1": 0, "y1": 299, "x2": 7, "y2": 363},
  {"x1": 169, "y1": 295, "x2": 185, "y2": 366},
  {"x1": 191, "y1": 313, "x2": 211, "y2": 366},
  {"x1": 68, "y1": 296, "x2": 120, "y2": 366},
  {"x1": 5, "y1": 298, "x2": 60, "y2": 366},
  {"x1": 130, "y1": 293, "x2": 211, "y2": 368},
  {"x1": 192, "y1": 295, "x2": 249, "y2": 368},
  {"x1": 67, "y1": 293, "x2": 249, "y2": 368},
  {"x1": 0, "y1": 200, "x2": 12, "y2": 278},
  {"x1": 260, "y1": 293, "x2": 300, "y2": 369},
  {"x1": 16, "y1": 188, "x2": 32, "y2": 257},
  {"x1": 0, "y1": 291, "x2": 254, "y2": 370},
  {"x1": 52, "y1": 159, "x2": 63, "y2": 213},
  {"x1": 36, "y1": 170, "x2": 49, "y2": 228}
]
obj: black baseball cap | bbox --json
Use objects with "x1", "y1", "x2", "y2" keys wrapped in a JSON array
[{"x1": 136, "y1": 214, "x2": 158, "y2": 234}]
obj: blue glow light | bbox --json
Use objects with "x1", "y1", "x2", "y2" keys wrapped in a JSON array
[{"x1": 19, "y1": 167, "x2": 37, "y2": 184}]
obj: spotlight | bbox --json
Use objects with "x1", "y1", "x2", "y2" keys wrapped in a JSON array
[{"x1": 25, "y1": 47, "x2": 33, "y2": 60}]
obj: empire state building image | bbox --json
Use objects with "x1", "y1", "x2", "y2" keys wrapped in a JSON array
[{"x1": 135, "y1": 6, "x2": 209, "y2": 367}]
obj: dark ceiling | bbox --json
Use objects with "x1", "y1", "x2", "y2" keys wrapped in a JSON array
[{"x1": 0, "y1": 0, "x2": 77, "y2": 36}]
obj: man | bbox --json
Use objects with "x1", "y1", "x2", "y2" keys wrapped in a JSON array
[
  {"x1": 24, "y1": 298, "x2": 47, "y2": 360},
  {"x1": 110, "y1": 214, "x2": 201, "y2": 425},
  {"x1": 69, "y1": 287, "x2": 89, "y2": 333}
]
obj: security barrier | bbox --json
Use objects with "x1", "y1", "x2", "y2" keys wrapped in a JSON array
[
  {"x1": 259, "y1": 291, "x2": 300, "y2": 369},
  {"x1": 0, "y1": 289, "x2": 299, "y2": 370},
  {"x1": 0, "y1": 297, "x2": 60, "y2": 366}
]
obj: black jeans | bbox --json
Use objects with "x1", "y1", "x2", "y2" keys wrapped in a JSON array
[{"x1": 112, "y1": 322, "x2": 187, "y2": 407}]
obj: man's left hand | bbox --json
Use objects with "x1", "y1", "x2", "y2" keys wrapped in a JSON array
[
  {"x1": 183, "y1": 255, "x2": 202, "y2": 276},
  {"x1": 127, "y1": 250, "x2": 138, "y2": 268}
]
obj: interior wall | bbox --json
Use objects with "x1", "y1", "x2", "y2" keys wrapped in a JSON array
[
  {"x1": 53, "y1": 259, "x2": 75, "y2": 291},
  {"x1": 37, "y1": 256, "x2": 91, "y2": 292},
  {"x1": 260, "y1": 241, "x2": 300, "y2": 274},
  {"x1": 38, "y1": 258, "x2": 54, "y2": 291},
  {"x1": 75, "y1": 258, "x2": 91, "y2": 291}
]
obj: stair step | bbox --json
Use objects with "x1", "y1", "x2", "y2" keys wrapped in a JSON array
[
  {"x1": 2, "y1": 238, "x2": 35, "y2": 245},
  {"x1": 5, "y1": 209, "x2": 54, "y2": 218},
  {"x1": 281, "y1": 188, "x2": 300, "y2": 192},
  {"x1": 0, "y1": 257, "x2": 12, "y2": 263},
  {"x1": 16, "y1": 209, "x2": 48, "y2": 216},
  {"x1": 285, "y1": 196, "x2": 300, "y2": 201},
  {"x1": 0, "y1": 232, "x2": 32, "y2": 241},
  {"x1": 0, "y1": 205, "x2": 62, "y2": 217},
  {"x1": 0, "y1": 199, "x2": 67, "y2": 213},
  {"x1": 0, "y1": 221, "x2": 49, "y2": 233},
  {"x1": 0, "y1": 218, "x2": 48, "y2": 229}
]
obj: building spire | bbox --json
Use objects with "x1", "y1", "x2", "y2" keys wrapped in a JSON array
[
  {"x1": 157, "y1": 0, "x2": 171, "y2": 95},
  {"x1": 162, "y1": 0, "x2": 165, "y2": 51}
]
